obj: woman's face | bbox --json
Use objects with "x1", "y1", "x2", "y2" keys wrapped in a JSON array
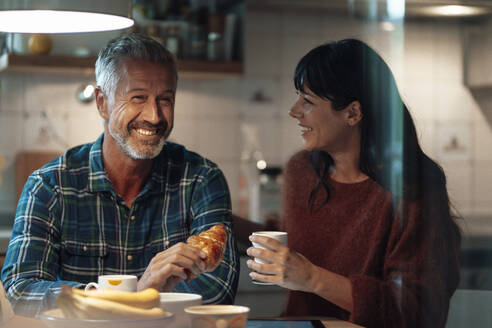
[{"x1": 289, "y1": 86, "x2": 360, "y2": 154}]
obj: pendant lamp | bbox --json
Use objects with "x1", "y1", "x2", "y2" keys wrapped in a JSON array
[{"x1": 0, "y1": 0, "x2": 134, "y2": 33}]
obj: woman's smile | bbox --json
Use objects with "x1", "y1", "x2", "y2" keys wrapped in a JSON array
[{"x1": 299, "y1": 124, "x2": 313, "y2": 137}]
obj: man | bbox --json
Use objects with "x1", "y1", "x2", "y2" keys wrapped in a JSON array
[{"x1": 1, "y1": 34, "x2": 239, "y2": 316}]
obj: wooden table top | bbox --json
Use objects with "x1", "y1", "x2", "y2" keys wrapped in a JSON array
[
  {"x1": 3, "y1": 315, "x2": 364, "y2": 328},
  {"x1": 322, "y1": 319, "x2": 364, "y2": 327}
]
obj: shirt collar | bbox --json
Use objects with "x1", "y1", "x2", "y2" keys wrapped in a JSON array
[
  {"x1": 87, "y1": 134, "x2": 167, "y2": 194},
  {"x1": 87, "y1": 134, "x2": 113, "y2": 193}
]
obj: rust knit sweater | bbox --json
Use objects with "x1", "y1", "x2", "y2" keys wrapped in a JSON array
[{"x1": 283, "y1": 151, "x2": 460, "y2": 328}]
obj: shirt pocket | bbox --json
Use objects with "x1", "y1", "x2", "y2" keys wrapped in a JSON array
[{"x1": 60, "y1": 241, "x2": 108, "y2": 283}]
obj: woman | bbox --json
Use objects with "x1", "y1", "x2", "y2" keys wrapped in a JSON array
[{"x1": 246, "y1": 39, "x2": 461, "y2": 328}]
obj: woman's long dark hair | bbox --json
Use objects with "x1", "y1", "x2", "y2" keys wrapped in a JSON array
[{"x1": 294, "y1": 39, "x2": 460, "y2": 234}]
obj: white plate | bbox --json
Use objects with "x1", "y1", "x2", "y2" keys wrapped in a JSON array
[{"x1": 38, "y1": 308, "x2": 174, "y2": 328}]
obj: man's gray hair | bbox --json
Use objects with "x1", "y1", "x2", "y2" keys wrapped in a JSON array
[{"x1": 95, "y1": 33, "x2": 178, "y2": 100}]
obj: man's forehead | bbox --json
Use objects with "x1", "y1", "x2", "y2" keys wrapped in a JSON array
[
  {"x1": 120, "y1": 58, "x2": 175, "y2": 78},
  {"x1": 121, "y1": 57, "x2": 163, "y2": 67},
  {"x1": 123, "y1": 76, "x2": 176, "y2": 89},
  {"x1": 117, "y1": 59, "x2": 177, "y2": 91}
]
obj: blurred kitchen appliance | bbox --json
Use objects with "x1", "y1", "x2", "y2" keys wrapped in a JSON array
[
  {"x1": 249, "y1": 167, "x2": 283, "y2": 226},
  {"x1": 238, "y1": 123, "x2": 266, "y2": 220}
]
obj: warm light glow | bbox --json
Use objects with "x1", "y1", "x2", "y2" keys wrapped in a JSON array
[
  {"x1": 437, "y1": 5, "x2": 477, "y2": 16},
  {"x1": 77, "y1": 84, "x2": 96, "y2": 103},
  {"x1": 379, "y1": 21, "x2": 395, "y2": 32},
  {"x1": 421, "y1": 5, "x2": 488, "y2": 17},
  {"x1": 387, "y1": 0, "x2": 405, "y2": 20},
  {"x1": 256, "y1": 160, "x2": 267, "y2": 170},
  {"x1": 0, "y1": 10, "x2": 134, "y2": 33},
  {"x1": 83, "y1": 85, "x2": 95, "y2": 99}
]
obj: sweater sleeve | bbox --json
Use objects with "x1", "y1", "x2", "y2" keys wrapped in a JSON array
[{"x1": 348, "y1": 201, "x2": 460, "y2": 328}]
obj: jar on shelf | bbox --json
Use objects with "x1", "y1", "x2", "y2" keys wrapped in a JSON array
[
  {"x1": 165, "y1": 24, "x2": 182, "y2": 58},
  {"x1": 188, "y1": 23, "x2": 206, "y2": 60},
  {"x1": 132, "y1": 0, "x2": 147, "y2": 21},
  {"x1": 146, "y1": 24, "x2": 164, "y2": 45},
  {"x1": 28, "y1": 34, "x2": 52, "y2": 55},
  {"x1": 207, "y1": 14, "x2": 225, "y2": 61}
]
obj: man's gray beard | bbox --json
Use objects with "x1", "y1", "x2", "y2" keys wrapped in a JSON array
[{"x1": 109, "y1": 126, "x2": 166, "y2": 160}]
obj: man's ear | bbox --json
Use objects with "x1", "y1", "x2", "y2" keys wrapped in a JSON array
[
  {"x1": 95, "y1": 87, "x2": 109, "y2": 121},
  {"x1": 346, "y1": 100, "x2": 363, "y2": 126}
]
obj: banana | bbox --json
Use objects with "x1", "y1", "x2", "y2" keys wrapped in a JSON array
[
  {"x1": 72, "y1": 287, "x2": 160, "y2": 309},
  {"x1": 57, "y1": 285, "x2": 168, "y2": 320}
]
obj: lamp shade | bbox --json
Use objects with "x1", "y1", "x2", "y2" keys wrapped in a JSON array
[{"x1": 0, "y1": 0, "x2": 134, "y2": 33}]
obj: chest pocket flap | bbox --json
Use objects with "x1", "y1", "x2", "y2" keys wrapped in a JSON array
[{"x1": 63, "y1": 241, "x2": 108, "y2": 257}]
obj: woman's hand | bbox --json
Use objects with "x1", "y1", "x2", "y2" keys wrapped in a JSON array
[
  {"x1": 246, "y1": 234, "x2": 319, "y2": 292},
  {"x1": 246, "y1": 234, "x2": 354, "y2": 312}
]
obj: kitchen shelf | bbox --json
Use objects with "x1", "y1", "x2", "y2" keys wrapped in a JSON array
[{"x1": 0, "y1": 53, "x2": 243, "y2": 78}]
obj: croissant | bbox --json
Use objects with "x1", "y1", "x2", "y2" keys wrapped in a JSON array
[{"x1": 187, "y1": 224, "x2": 227, "y2": 272}]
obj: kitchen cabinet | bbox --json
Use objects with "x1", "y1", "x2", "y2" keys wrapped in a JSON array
[{"x1": 0, "y1": 52, "x2": 243, "y2": 78}]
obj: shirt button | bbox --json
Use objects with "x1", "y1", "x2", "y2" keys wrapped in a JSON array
[
  {"x1": 165, "y1": 240, "x2": 170, "y2": 246},
  {"x1": 83, "y1": 246, "x2": 87, "y2": 252},
  {"x1": 127, "y1": 255, "x2": 133, "y2": 261},
  {"x1": 130, "y1": 216, "x2": 135, "y2": 221}
]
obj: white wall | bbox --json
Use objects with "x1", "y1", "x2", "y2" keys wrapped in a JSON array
[{"x1": 0, "y1": 9, "x2": 491, "y2": 223}]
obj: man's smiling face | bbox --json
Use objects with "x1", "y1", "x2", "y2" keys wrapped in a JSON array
[{"x1": 103, "y1": 58, "x2": 177, "y2": 160}]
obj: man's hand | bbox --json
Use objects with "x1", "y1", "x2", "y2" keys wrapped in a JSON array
[{"x1": 137, "y1": 242, "x2": 207, "y2": 292}]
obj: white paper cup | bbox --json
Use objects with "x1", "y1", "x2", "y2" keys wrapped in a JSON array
[
  {"x1": 160, "y1": 293, "x2": 202, "y2": 328},
  {"x1": 250, "y1": 231, "x2": 288, "y2": 285},
  {"x1": 85, "y1": 274, "x2": 137, "y2": 292},
  {"x1": 251, "y1": 231, "x2": 288, "y2": 264}
]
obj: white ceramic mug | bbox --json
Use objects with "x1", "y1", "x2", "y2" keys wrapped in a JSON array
[
  {"x1": 85, "y1": 274, "x2": 137, "y2": 292},
  {"x1": 250, "y1": 231, "x2": 288, "y2": 285}
]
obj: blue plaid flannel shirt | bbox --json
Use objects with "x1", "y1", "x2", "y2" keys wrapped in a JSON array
[{"x1": 1, "y1": 135, "x2": 239, "y2": 316}]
